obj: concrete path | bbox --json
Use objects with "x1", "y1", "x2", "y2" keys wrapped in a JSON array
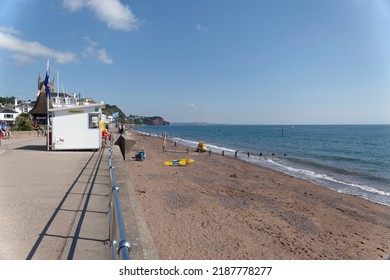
[{"x1": 0, "y1": 135, "x2": 158, "y2": 260}]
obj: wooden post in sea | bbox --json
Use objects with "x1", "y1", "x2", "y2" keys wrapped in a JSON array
[
  {"x1": 222, "y1": 150, "x2": 225, "y2": 156},
  {"x1": 209, "y1": 150, "x2": 211, "y2": 156},
  {"x1": 247, "y1": 152, "x2": 250, "y2": 157},
  {"x1": 235, "y1": 151, "x2": 238, "y2": 158}
]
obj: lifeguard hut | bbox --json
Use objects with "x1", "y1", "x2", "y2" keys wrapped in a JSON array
[{"x1": 48, "y1": 103, "x2": 105, "y2": 150}]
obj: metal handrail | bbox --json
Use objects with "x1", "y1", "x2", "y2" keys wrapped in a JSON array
[{"x1": 107, "y1": 133, "x2": 131, "y2": 260}]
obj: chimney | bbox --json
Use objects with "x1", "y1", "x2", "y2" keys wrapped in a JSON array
[{"x1": 14, "y1": 98, "x2": 18, "y2": 106}]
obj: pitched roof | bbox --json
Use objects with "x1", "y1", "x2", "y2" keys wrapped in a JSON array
[
  {"x1": 29, "y1": 91, "x2": 53, "y2": 116},
  {"x1": 0, "y1": 108, "x2": 18, "y2": 114}
]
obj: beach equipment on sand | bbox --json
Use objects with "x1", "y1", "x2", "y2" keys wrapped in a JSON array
[
  {"x1": 196, "y1": 141, "x2": 207, "y2": 152},
  {"x1": 164, "y1": 159, "x2": 195, "y2": 166},
  {"x1": 135, "y1": 151, "x2": 147, "y2": 161}
]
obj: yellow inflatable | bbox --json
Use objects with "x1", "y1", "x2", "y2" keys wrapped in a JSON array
[
  {"x1": 197, "y1": 141, "x2": 207, "y2": 152},
  {"x1": 164, "y1": 159, "x2": 195, "y2": 166}
]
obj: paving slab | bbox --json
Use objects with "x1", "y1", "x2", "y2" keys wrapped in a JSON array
[{"x1": 0, "y1": 135, "x2": 157, "y2": 260}]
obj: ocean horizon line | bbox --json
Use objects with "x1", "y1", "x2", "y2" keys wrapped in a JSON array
[
  {"x1": 163, "y1": 122, "x2": 390, "y2": 126},
  {"x1": 133, "y1": 124, "x2": 390, "y2": 207}
]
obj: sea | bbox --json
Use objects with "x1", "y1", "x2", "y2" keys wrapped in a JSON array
[{"x1": 133, "y1": 124, "x2": 390, "y2": 207}]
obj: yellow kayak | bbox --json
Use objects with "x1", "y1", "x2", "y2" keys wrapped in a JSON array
[{"x1": 164, "y1": 159, "x2": 195, "y2": 166}]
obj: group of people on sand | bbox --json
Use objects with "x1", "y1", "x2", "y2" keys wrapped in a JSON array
[{"x1": 0, "y1": 120, "x2": 12, "y2": 146}]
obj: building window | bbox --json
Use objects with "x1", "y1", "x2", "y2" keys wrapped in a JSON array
[
  {"x1": 4, "y1": 114, "x2": 13, "y2": 119},
  {"x1": 89, "y1": 113, "x2": 100, "y2": 129}
]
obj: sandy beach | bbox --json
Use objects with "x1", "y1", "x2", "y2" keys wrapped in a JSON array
[{"x1": 125, "y1": 132, "x2": 390, "y2": 260}]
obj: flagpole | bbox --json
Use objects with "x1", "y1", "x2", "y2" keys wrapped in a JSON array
[
  {"x1": 46, "y1": 93, "x2": 49, "y2": 151},
  {"x1": 44, "y1": 59, "x2": 50, "y2": 151}
]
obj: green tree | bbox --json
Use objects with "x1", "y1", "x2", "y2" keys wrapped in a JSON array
[
  {"x1": 102, "y1": 104, "x2": 127, "y2": 123},
  {"x1": 0, "y1": 96, "x2": 16, "y2": 105},
  {"x1": 14, "y1": 113, "x2": 34, "y2": 131}
]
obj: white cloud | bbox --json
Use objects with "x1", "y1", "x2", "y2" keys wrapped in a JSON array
[
  {"x1": 97, "y1": 48, "x2": 113, "y2": 64},
  {"x1": 10, "y1": 53, "x2": 34, "y2": 65},
  {"x1": 62, "y1": 0, "x2": 84, "y2": 11},
  {"x1": 63, "y1": 0, "x2": 140, "y2": 31},
  {"x1": 188, "y1": 102, "x2": 199, "y2": 111},
  {"x1": 0, "y1": 30, "x2": 76, "y2": 64},
  {"x1": 83, "y1": 36, "x2": 98, "y2": 58},
  {"x1": 196, "y1": 24, "x2": 208, "y2": 32},
  {"x1": 0, "y1": 25, "x2": 20, "y2": 35},
  {"x1": 83, "y1": 36, "x2": 113, "y2": 64}
]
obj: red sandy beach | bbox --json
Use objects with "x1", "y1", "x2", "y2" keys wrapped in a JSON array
[{"x1": 125, "y1": 132, "x2": 390, "y2": 260}]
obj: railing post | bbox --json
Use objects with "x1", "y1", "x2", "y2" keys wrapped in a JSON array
[{"x1": 107, "y1": 133, "x2": 132, "y2": 260}]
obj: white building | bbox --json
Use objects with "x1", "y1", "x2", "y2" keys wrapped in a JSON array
[
  {"x1": 0, "y1": 108, "x2": 18, "y2": 123},
  {"x1": 13, "y1": 98, "x2": 34, "y2": 114},
  {"x1": 48, "y1": 103, "x2": 105, "y2": 150}
]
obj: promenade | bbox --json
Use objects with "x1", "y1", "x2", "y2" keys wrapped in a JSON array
[{"x1": 0, "y1": 134, "x2": 158, "y2": 260}]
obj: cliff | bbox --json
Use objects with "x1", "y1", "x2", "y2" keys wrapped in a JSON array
[
  {"x1": 103, "y1": 104, "x2": 169, "y2": 125},
  {"x1": 103, "y1": 104, "x2": 127, "y2": 123}
]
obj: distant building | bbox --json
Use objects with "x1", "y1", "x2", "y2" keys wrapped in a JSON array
[
  {"x1": 13, "y1": 98, "x2": 34, "y2": 114},
  {"x1": 29, "y1": 91, "x2": 53, "y2": 124},
  {"x1": 51, "y1": 93, "x2": 78, "y2": 108},
  {"x1": 30, "y1": 73, "x2": 85, "y2": 123},
  {"x1": 0, "y1": 108, "x2": 18, "y2": 123}
]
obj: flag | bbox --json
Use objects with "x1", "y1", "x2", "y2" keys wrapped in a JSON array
[
  {"x1": 43, "y1": 59, "x2": 50, "y2": 98},
  {"x1": 44, "y1": 59, "x2": 51, "y2": 151}
]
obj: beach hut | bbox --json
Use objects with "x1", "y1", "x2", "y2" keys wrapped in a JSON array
[{"x1": 48, "y1": 103, "x2": 105, "y2": 150}]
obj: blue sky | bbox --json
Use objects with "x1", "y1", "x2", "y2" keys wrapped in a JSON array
[{"x1": 0, "y1": 0, "x2": 389, "y2": 124}]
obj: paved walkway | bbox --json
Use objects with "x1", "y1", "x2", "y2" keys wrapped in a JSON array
[{"x1": 0, "y1": 135, "x2": 158, "y2": 260}]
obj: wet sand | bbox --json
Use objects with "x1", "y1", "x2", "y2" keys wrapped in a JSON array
[{"x1": 125, "y1": 132, "x2": 390, "y2": 260}]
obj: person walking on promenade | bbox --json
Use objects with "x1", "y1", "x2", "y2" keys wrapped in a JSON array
[{"x1": 102, "y1": 124, "x2": 109, "y2": 147}]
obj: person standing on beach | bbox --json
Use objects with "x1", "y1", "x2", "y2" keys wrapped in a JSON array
[{"x1": 162, "y1": 132, "x2": 167, "y2": 152}]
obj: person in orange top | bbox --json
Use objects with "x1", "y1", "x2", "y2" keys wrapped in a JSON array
[{"x1": 102, "y1": 126, "x2": 108, "y2": 147}]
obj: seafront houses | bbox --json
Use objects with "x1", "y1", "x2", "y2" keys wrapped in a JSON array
[
  {"x1": 0, "y1": 98, "x2": 24, "y2": 123},
  {"x1": 50, "y1": 93, "x2": 78, "y2": 108},
  {"x1": 0, "y1": 108, "x2": 18, "y2": 124},
  {"x1": 30, "y1": 73, "x2": 88, "y2": 123},
  {"x1": 1, "y1": 73, "x2": 107, "y2": 128},
  {"x1": 29, "y1": 72, "x2": 106, "y2": 150},
  {"x1": 0, "y1": 98, "x2": 35, "y2": 124},
  {"x1": 13, "y1": 98, "x2": 34, "y2": 114}
]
